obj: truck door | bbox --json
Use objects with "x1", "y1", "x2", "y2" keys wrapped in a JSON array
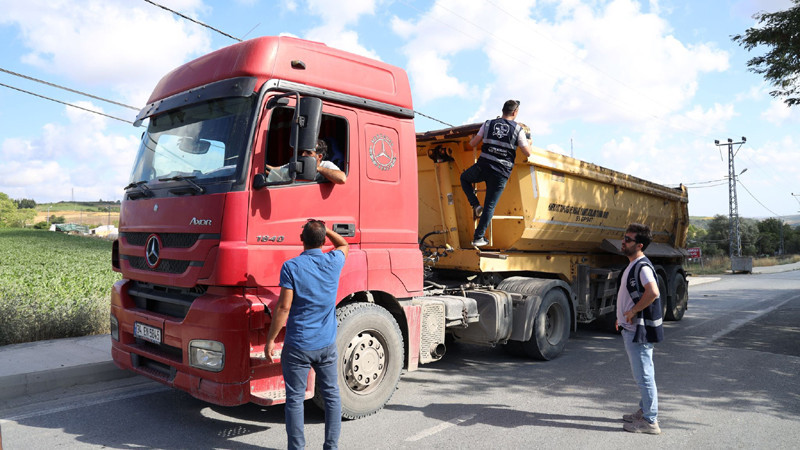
[{"x1": 247, "y1": 100, "x2": 361, "y2": 288}]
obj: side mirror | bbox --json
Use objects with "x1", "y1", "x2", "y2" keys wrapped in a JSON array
[
  {"x1": 290, "y1": 97, "x2": 322, "y2": 151},
  {"x1": 293, "y1": 155, "x2": 318, "y2": 181},
  {"x1": 253, "y1": 173, "x2": 268, "y2": 189}
]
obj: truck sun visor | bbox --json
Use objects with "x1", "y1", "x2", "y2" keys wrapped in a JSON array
[{"x1": 134, "y1": 77, "x2": 259, "y2": 126}]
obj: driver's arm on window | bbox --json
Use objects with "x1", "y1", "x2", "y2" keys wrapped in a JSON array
[{"x1": 317, "y1": 164, "x2": 346, "y2": 184}]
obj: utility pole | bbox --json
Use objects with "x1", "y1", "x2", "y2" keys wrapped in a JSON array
[{"x1": 714, "y1": 137, "x2": 747, "y2": 261}]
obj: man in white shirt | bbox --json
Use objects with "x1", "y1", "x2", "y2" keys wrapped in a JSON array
[
  {"x1": 616, "y1": 223, "x2": 663, "y2": 435},
  {"x1": 267, "y1": 139, "x2": 346, "y2": 184}
]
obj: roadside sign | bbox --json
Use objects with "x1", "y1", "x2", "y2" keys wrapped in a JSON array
[{"x1": 688, "y1": 247, "x2": 701, "y2": 259}]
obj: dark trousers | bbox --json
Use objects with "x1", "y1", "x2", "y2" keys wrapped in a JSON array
[
  {"x1": 282, "y1": 342, "x2": 341, "y2": 450},
  {"x1": 460, "y1": 163, "x2": 509, "y2": 240}
]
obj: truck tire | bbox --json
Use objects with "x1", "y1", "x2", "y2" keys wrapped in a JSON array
[
  {"x1": 665, "y1": 273, "x2": 688, "y2": 321},
  {"x1": 316, "y1": 302, "x2": 404, "y2": 420},
  {"x1": 656, "y1": 271, "x2": 667, "y2": 320},
  {"x1": 522, "y1": 289, "x2": 571, "y2": 360}
]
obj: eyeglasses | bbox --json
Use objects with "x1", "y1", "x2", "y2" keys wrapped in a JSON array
[
  {"x1": 622, "y1": 236, "x2": 637, "y2": 243},
  {"x1": 306, "y1": 218, "x2": 325, "y2": 226}
]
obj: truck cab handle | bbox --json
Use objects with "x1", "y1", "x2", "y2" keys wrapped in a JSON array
[{"x1": 333, "y1": 223, "x2": 355, "y2": 237}]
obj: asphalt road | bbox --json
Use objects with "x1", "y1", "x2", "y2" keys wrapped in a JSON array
[{"x1": 1, "y1": 270, "x2": 798, "y2": 449}]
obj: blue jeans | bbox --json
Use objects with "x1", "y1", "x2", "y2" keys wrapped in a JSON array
[
  {"x1": 282, "y1": 342, "x2": 341, "y2": 450},
  {"x1": 460, "y1": 164, "x2": 509, "y2": 240},
  {"x1": 621, "y1": 329, "x2": 658, "y2": 423}
]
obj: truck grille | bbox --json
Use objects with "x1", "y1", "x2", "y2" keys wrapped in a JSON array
[
  {"x1": 122, "y1": 232, "x2": 211, "y2": 248},
  {"x1": 128, "y1": 281, "x2": 205, "y2": 319}
]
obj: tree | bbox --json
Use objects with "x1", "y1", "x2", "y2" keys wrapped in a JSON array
[
  {"x1": 732, "y1": 0, "x2": 800, "y2": 106},
  {"x1": 0, "y1": 192, "x2": 36, "y2": 227},
  {"x1": 16, "y1": 198, "x2": 37, "y2": 209}
]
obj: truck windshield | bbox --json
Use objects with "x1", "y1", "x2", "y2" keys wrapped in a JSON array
[{"x1": 128, "y1": 96, "x2": 256, "y2": 189}]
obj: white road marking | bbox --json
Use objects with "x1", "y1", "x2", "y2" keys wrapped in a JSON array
[
  {"x1": 404, "y1": 414, "x2": 476, "y2": 442},
  {"x1": 709, "y1": 294, "x2": 799, "y2": 343}
]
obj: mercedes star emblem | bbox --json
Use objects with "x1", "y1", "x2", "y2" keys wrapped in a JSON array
[{"x1": 145, "y1": 234, "x2": 162, "y2": 269}]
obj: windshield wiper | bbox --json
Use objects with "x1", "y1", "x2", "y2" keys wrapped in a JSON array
[
  {"x1": 124, "y1": 180, "x2": 153, "y2": 199},
  {"x1": 159, "y1": 175, "x2": 205, "y2": 195}
]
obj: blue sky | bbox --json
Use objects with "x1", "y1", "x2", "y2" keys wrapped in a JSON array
[{"x1": 1, "y1": 0, "x2": 799, "y2": 219}]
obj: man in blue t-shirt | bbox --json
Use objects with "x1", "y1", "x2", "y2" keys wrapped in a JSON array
[
  {"x1": 462, "y1": 99, "x2": 532, "y2": 247},
  {"x1": 265, "y1": 219, "x2": 349, "y2": 450}
]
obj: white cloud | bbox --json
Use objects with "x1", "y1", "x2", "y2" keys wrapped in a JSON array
[
  {"x1": 0, "y1": 102, "x2": 139, "y2": 203},
  {"x1": 669, "y1": 103, "x2": 737, "y2": 135},
  {"x1": 1, "y1": 0, "x2": 212, "y2": 107},
  {"x1": 394, "y1": 0, "x2": 729, "y2": 132},
  {"x1": 301, "y1": 0, "x2": 380, "y2": 59},
  {"x1": 761, "y1": 98, "x2": 800, "y2": 124}
]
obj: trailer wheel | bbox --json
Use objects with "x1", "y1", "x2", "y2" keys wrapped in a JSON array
[
  {"x1": 665, "y1": 273, "x2": 688, "y2": 321},
  {"x1": 522, "y1": 289, "x2": 571, "y2": 360},
  {"x1": 315, "y1": 302, "x2": 404, "y2": 420}
]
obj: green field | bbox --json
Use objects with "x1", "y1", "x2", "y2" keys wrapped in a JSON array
[{"x1": 0, "y1": 229, "x2": 121, "y2": 345}]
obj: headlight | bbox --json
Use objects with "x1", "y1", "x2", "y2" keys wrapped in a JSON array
[
  {"x1": 189, "y1": 340, "x2": 225, "y2": 372},
  {"x1": 110, "y1": 314, "x2": 119, "y2": 341}
]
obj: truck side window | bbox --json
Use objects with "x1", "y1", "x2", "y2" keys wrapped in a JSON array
[{"x1": 265, "y1": 106, "x2": 348, "y2": 183}]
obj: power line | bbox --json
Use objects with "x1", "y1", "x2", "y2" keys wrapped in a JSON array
[
  {"x1": 738, "y1": 179, "x2": 781, "y2": 217},
  {"x1": 0, "y1": 67, "x2": 139, "y2": 111},
  {"x1": 142, "y1": 0, "x2": 241, "y2": 42},
  {"x1": 683, "y1": 181, "x2": 728, "y2": 189},
  {"x1": 0, "y1": 82, "x2": 134, "y2": 124},
  {"x1": 681, "y1": 177, "x2": 729, "y2": 186},
  {"x1": 414, "y1": 110, "x2": 454, "y2": 128},
  {"x1": 151, "y1": 3, "x2": 453, "y2": 129}
]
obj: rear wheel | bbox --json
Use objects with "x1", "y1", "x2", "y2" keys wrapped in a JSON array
[
  {"x1": 665, "y1": 273, "x2": 688, "y2": 321},
  {"x1": 521, "y1": 289, "x2": 571, "y2": 360},
  {"x1": 314, "y1": 302, "x2": 404, "y2": 420},
  {"x1": 656, "y1": 271, "x2": 667, "y2": 320}
]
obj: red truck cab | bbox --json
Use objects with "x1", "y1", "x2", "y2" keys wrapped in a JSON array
[{"x1": 111, "y1": 36, "x2": 424, "y2": 418}]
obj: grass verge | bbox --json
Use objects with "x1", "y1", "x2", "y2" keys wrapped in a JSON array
[
  {"x1": 687, "y1": 254, "x2": 800, "y2": 275},
  {"x1": 0, "y1": 229, "x2": 121, "y2": 345}
]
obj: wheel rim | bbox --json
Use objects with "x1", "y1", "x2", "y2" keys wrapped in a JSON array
[
  {"x1": 544, "y1": 303, "x2": 565, "y2": 345},
  {"x1": 342, "y1": 331, "x2": 387, "y2": 394}
]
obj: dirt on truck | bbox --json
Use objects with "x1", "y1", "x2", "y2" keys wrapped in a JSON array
[{"x1": 110, "y1": 35, "x2": 689, "y2": 419}]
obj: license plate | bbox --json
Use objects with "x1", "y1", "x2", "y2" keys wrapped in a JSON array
[{"x1": 134, "y1": 322, "x2": 162, "y2": 344}]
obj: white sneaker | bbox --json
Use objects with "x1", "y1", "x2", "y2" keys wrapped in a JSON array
[{"x1": 471, "y1": 237, "x2": 488, "y2": 247}]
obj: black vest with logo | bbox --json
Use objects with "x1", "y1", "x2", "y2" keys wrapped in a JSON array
[
  {"x1": 478, "y1": 118, "x2": 521, "y2": 178},
  {"x1": 625, "y1": 257, "x2": 664, "y2": 343}
]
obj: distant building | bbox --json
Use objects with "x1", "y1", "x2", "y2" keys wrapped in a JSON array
[{"x1": 90, "y1": 224, "x2": 118, "y2": 239}]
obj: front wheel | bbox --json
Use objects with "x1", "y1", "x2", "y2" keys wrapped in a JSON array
[
  {"x1": 315, "y1": 302, "x2": 404, "y2": 420},
  {"x1": 521, "y1": 289, "x2": 571, "y2": 360}
]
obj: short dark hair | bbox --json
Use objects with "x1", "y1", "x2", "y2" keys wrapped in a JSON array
[
  {"x1": 626, "y1": 223, "x2": 653, "y2": 250},
  {"x1": 315, "y1": 139, "x2": 328, "y2": 159},
  {"x1": 502, "y1": 100, "x2": 520, "y2": 115},
  {"x1": 301, "y1": 219, "x2": 326, "y2": 248}
]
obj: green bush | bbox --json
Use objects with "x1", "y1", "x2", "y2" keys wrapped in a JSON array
[{"x1": 0, "y1": 229, "x2": 121, "y2": 345}]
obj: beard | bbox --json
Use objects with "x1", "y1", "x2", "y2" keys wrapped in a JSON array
[{"x1": 621, "y1": 244, "x2": 637, "y2": 257}]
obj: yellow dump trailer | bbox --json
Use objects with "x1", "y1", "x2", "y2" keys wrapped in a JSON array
[{"x1": 413, "y1": 123, "x2": 689, "y2": 359}]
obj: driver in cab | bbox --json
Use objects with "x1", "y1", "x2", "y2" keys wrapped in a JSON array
[{"x1": 267, "y1": 139, "x2": 346, "y2": 184}]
